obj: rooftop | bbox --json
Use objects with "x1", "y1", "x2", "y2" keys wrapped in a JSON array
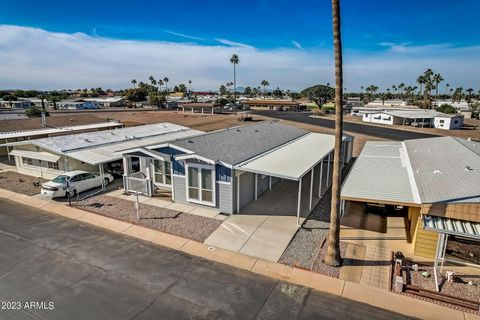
[{"x1": 171, "y1": 121, "x2": 308, "y2": 165}]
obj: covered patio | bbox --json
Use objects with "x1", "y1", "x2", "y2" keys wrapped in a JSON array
[{"x1": 233, "y1": 133, "x2": 350, "y2": 225}]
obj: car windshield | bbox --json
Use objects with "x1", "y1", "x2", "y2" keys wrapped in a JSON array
[{"x1": 51, "y1": 175, "x2": 69, "y2": 184}]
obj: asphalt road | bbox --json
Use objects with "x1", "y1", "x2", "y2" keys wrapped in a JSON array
[
  {"x1": 0, "y1": 199, "x2": 413, "y2": 320},
  {"x1": 255, "y1": 111, "x2": 439, "y2": 140}
]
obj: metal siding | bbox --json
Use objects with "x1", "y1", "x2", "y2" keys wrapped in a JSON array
[
  {"x1": 217, "y1": 182, "x2": 234, "y2": 214},
  {"x1": 239, "y1": 172, "x2": 255, "y2": 209},
  {"x1": 172, "y1": 175, "x2": 187, "y2": 204}
]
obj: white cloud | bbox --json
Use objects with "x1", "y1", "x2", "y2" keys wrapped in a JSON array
[
  {"x1": 292, "y1": 40, "x2": 302, "y2": 49},
  {"x1": 164, "y1": 30, "x2": 205, "y2": 41},
  {"x1": 0, "y1": 25, "x2": 478, "y2": 91},
  {"x1": 215, "y1": 38, "x2": 255, "y2": 49}
]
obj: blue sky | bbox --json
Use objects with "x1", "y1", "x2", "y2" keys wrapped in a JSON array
[{"x1": 0, "y1": 0, "x2": 479, "y2": 90}]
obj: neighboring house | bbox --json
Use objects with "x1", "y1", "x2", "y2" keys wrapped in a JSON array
[
  {"x1": 121, "y1": 121, "x2": 354, "y2": 221},
  {"x1": 58, "y1": 100, "x2": 99, "y2": 110},
  {"x1": 0, "y1": 100, "x2": 32, "y2": 109},
  {"x1": 341, "y1": 136, "x2": 480, "y2": 259},
  {"x1": 242, "y1": 100, "x2": 303, "y2": 111},
  {"x1": 178, "y1": 102, "x2": 223, "y2": 114},
  {"x1": 83, "y1": 97, "x2": 126, "y2": 108},
  {"x1": 5, "y1": 123, "x2": 202, "y2": 179},
  {"x1": 362, "y1": 109, "x2": 464, "y2": 130},
  {"x1": 0, "y1": 122, "x2": 123, "y2": 157}
]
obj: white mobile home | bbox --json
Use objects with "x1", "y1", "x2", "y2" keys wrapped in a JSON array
[
  {"x1": 6, "y1": 123, "x2": 202, "y2": 179},
  {"x1": 121, "y1": 122, "x2": 354, "y2": 222}
]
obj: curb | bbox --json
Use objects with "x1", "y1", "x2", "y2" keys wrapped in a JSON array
[{"x1": 0, "y1": 189, "x2": 476, "y2": 320}]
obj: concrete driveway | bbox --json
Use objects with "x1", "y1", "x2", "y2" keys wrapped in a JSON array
[
  {"x1": 204, "y1": 214, "x2": 304, "y2": 262},
  {"x1": 0, "y1": 198, "x2": 411, "y2": 320}
]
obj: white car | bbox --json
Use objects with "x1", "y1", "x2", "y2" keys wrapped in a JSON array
[{"x1": 41, "y1": 170, "x2": 114, "y2": 198}]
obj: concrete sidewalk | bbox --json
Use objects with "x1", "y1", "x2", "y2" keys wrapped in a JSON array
[{"x1": 0, "y1": 188, "x2": 477, "y2": 320}]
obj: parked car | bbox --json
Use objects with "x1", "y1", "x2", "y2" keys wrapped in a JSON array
[{"x1": 41, "y1": 170, "x2": 114, "y2": 198}]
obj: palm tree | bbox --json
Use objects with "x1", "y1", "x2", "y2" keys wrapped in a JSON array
[
  {"x1": 188, "y1": 80, "x2": 192, "y2": 93},
  {"x1": 230, "y1": 54, "x2": 239, "y2": 104},
  {"x1": 445, "y1": 83, "x2": 450, "y2": 98},
  {"x1": 433, "y1": 73, "x2": 444, "y2": 107},
  {"x1": 158, "y1": 79, "x2": 164, "y2": 91},
  {"x1": 261, "y1": 80, "x2": 269, "y2": 97},
  {"x1": 163, "y1": 77, "x2": 169, "y2": 92},
  {"x1": 416, "y1": 75, "x2": 425, "y2": 97},
  {"x1": 398, "y1": 83, "x2": 405, "y2": 98},
  {"x1": 131, "y1": 79, "x2": 137, "y2": 89},
  {"x1": 324, "y1": 0, "x2": 344, "y2": 267}
]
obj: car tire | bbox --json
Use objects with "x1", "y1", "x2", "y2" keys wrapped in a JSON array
[{"x1": 68, "y1": 189, "x2": 77, "y2": 198}]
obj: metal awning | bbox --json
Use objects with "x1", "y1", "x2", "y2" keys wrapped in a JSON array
[
  {"x1": 9, "y1": 149, "x2": 60, "y2": 162},
  {"x1": 234, "y1": 133, "x2": 335, "y2": 181},
  {"x1": 423, "y1": 214, "x2": 480, "y2": 239}
]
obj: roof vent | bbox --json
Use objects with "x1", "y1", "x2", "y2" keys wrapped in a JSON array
[
  {"x1": 236, "y1": 129, "x2": 241, "y2": 132},
  {"x1": 465, "y1": 166, "x2": 474, "y2": 172},
  {"x1": 433, "y1": 170, "x2": 442, "y2": 174},
  {"x1": 188, "y1": 140, "x2": 194, "y2": 143},
  {"x1": 255, "y1": 129, "x2": 259, "y2": 132},
  {"x1": 84, "y1": 139, "x2": 91, "y2": 143}
]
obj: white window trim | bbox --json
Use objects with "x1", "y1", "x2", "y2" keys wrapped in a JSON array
[
  {"x1": 185, "y1": 162, "x2": 216, "y2": 207},
  {"x1": 151, "y1": 159, "x2": 172, "y2": 187}
]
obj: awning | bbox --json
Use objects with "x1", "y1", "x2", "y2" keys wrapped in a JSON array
[
  {"x1": 423, "y1": 214, "x2": 480, "y2": 239},
  {"x1": 234, "y1": 133, "x2": 335, "y2": 181},
  {"x1": 9, "y1": 149, "x2": 60, "y2": 162}
]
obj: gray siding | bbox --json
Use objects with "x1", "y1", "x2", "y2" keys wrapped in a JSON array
[
  {"x1": 173, "y1": 175, "x2": 187, "y2": 204},
  {"x1": 239, "y1": 172, "x2": 255, "y2": 209},
  {"x1": 257, "y1": 174, "x2": 269, "y2": 197},
  {"x1": 217, "y1": 182, "x2": 234, "y2": 214}
]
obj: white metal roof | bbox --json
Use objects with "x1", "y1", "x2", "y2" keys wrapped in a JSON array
[
  {"x1": 9, "y1": 149, "x2": 60, "y2": 162},
  {"x1": 0, "y1": 122, "x2": 122, "y2": 140},
  {"x1": 423, "y1": 214, "x2": 480, "y2": 239},
  {"x1": 64, "y1": 128, "x2": 203, "y2": 165},
  {"x1": 234, "y1": 133, "x2": 335, "y2": 181},
  {"x1": 341, "y1": 141, "x2": 419, "y2": 204}
]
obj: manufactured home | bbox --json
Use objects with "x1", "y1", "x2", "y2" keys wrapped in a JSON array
[
  {"x1": 340, "y1": 136, "x2": 480, "y2": 260},
  {"x1": 121, "y1": 121, "x2": 354, "y2": 222},
  {"x1": 5, "y1": 123, "x2": 202, "y2": 180}
]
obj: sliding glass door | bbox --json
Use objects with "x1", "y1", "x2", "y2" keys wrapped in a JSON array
[{"x1": 187, "y1": 165, "x2": 214, "y2": 205}]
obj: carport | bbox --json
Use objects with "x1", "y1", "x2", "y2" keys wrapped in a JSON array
[{"x1": 234, "y1": 133, "x2": 350, "y2": 225}]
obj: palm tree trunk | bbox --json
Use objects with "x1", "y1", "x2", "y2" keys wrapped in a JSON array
[
  {"x1": 233, "y1": 64, "x2": 236, "y2": 104},
  {"x1": 324, "y1": 0, "x2": 343, "y2": 267}
]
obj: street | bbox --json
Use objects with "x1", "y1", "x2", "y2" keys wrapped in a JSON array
[
  {"x1": 255, "y1": 111, "x2": 439, "y2": 140},
  {"x1": 0, "y1": 199, "x2": 413, "y2": 320}
]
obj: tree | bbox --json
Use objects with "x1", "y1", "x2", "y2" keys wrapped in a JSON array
[
  {"x1": 158, "y1": 79, "x2": 164, "y2": 91},
  {"x1": 188, "y1": 80, "x2": 192, "y2": 93},
  {"x1": 261, "y1": 80, "x2": 269, "y2": 97},
  {"x1": 125, "y1": 88, "x2": 148, "y2": 105},
  {"x1": 468, "y1": 102, "x2": 479, "y2": 119},
  {"x1": 436, "y1": 104, "x2": 456, "y2": 114},
  {"x1": 131, "y1": 79, "x2": 137, "y2": 89},
  {"x1": 452, "y1": 87, "x2": 464, "y2": 103},
  {"x1": 230, "y1": 54, "x2": 239, "y2": 104},
  {"x1": 2, "y1": 94, "x2": 17, "y2": 108},
  {"x1": 445, "y1": 83, "x2": 450, "y2": 98},
  {"x1": 26, "y1": 106, "x2": 49, "y2": 117},
  {"x1": 301, "y1": 84, "x2": 334, "y2": 108},
  {"x1": 163, "y1": 77, "x2": 169, "y2": 92},
  {"x1": 219, "y1": 85, "x2": 227, "y2": 96},
  {"x1": 433, "y1": 73, "x2": 444, "y2": 106},
  {"x1": 244, "y1": 86, "x2": 253, "y2": 97},
  {"x1": 324, "y1": 0, "x2": 344, "y2": 267},
  {"x1": 47, "y1": 94, "x2": 61, "y2": 110},
  {"x1": 466, "y1": 88, "x2": 474, "y2": 102}
]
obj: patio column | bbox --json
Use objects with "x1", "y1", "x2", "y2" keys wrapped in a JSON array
[
  {"x1": 254, "y1": 173, "x2": 258, "y2": 200},
  {"x1": 297, "y1": 177, "x2": 302, "y2": 226},
  {"x1": 318, "y1": 157, "x2": 324, "y2": 197},
  {"x1": 269, "y1": 176, "x2": 272, "y2": 190},
  {"x1": 236, "y1": 172, "x2": 240, "y2": 213},
  {"x1": 309, "y1": 167, "x2": 314, "y2": 210},
  {"x1": 326, "y1": 152, "x2": 331, "y2": 187},
  {"x1": 99, "y1": 164, "x2": 105, "y2": 191},
  {"x1": 5, "y1": 139, "x2": 10, "y2": 161}
]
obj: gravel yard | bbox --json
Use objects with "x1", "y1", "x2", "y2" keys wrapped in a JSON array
[
  {"x1": 398, "y1": 257, "x2": 480, "y2": 314},
  {"x1": 0, "y1": 171, "x2": 47, "y2": 195},
  {"x1": 279, "y1": 189, "x2": 347, "y2": 278},
  {"x1": 73, "y1": 195, "x2": 222, "y2": 242}
]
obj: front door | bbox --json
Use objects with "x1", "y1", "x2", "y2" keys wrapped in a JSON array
[{"x1": 187, "y1": 165, "x2": 214, "y2": 206}]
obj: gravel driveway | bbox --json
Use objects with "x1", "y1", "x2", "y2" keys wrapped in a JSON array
[{"x1": 74, "y1": 195, "x2": 222, "y2": 242}]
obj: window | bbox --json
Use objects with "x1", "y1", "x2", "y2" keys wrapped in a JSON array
[
  {"x1": 187, "y1": 165, "x2": 214, "y2": 205},
  {"x1": 47, "y1": 161, "x2": 59, "y2": 170},
  {"x1": 70, "y1": 174, "x2": 84, "y2": 182},
  {"x1": 439, "y1": 119, "x2": 445, "y2": 124},
  {"x1": 22, "y1": 157, "x2": 33, "y2": 165},
  {"x1": 153, "y1": 160, "x2": 171, "y2": 186}
]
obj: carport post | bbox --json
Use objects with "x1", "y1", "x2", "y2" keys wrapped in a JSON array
[
  {"x1": 268, "y1": 176, "x2": 272, "y2": 190},
  {"x1": 318, "y1": 157, "x2": 323, "y2": 197},
  {"x1": 326, "y1": 152, "x2": 331, "y2": 187},
  {"x1": 236, "y1": 172, "x2": 240, "y2": 213},
  {"x1": 99, "y1": 163, "x2": 105, "y2": 191},
  {"x1": 254, "y1": 173, "x2": 258, "y2": 200},
  {"x1": 297, "y1": 177, "x2": 302, "y2": 226},
  {"x1": 309, "y1": 167, "x2": 314, "y2": 210}
]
